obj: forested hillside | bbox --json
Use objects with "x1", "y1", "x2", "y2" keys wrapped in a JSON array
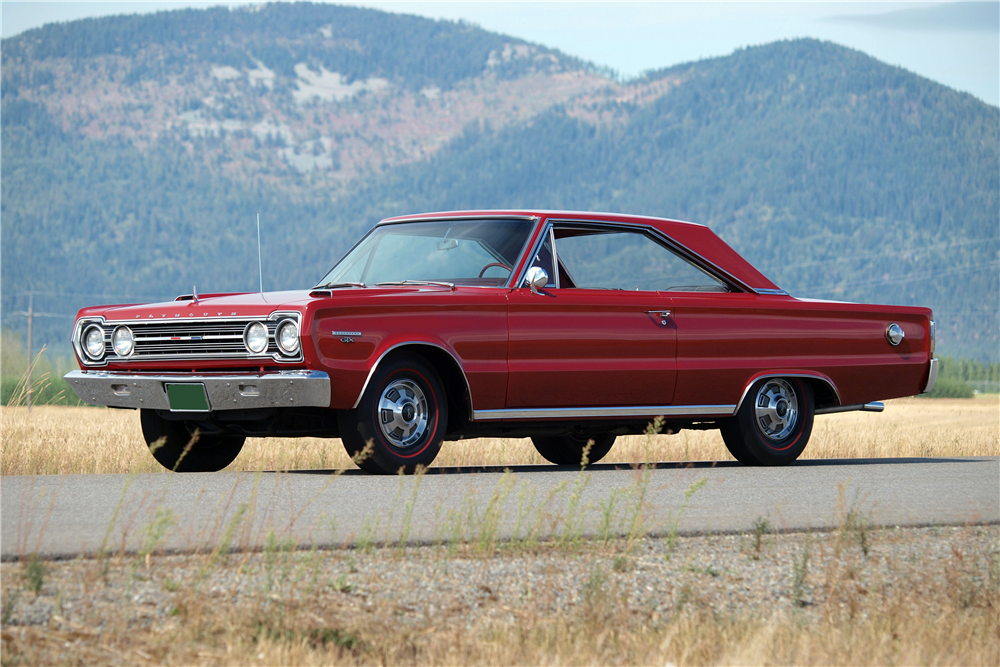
[
  {"x1": 330, "y1": 40, "x2": 999, "y2": 359},
  {"x1": 2, "y1": 5, "x2": 997, "y2": 363}
]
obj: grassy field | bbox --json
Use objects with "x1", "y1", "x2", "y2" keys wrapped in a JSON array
[
  {"x1": 2, "y1": 398, "x2": 997, "y2": 665},
  {"x1": 1, "y1": 396, "x2": 997, "y2": 476}
]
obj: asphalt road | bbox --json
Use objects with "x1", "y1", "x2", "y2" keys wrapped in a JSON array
[{"x1": 2, "y1": 457, "x2": 997, "y2": 560}]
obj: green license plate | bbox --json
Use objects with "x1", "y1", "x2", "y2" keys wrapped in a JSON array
[{"x1": 166, "y1": 383, "x2": 210, "y2": 412}]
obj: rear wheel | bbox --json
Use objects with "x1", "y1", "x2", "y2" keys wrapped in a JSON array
[
  {"x1": 721, "y1": 377, "x2": 814, "y2": 466},
  {"x1": 338, "y1": 354, "x2": 447, "y2": 474},
  {"x1": 531, "y1": 433, "x2": 616, "y2": 466},
  {"x1": 140, "y1": 409, "x2": 245, "y2": 472}
]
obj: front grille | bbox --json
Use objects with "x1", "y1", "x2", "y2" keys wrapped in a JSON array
[
  {"x1": 79, "y1": 314, "x2": 302, "y2": 365},
  {"x1": 129, "y1": 320, "x2": 279, "y2": 359}
]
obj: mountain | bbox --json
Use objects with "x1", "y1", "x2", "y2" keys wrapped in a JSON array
[{"x1": 2, "y1": 4, "x2": 997, "y2": 364}]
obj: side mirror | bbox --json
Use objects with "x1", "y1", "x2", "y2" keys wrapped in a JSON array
[{"x1": 525, "y1": 266, "x2": 548, "y2": 294}]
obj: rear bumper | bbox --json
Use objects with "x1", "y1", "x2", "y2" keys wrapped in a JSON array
[
  {"x1": 64, "y1": 370, "x2": 331, "y2": 412},
  {"x1": 920, "y1": 358, "x2": 939, "y2": 394}
]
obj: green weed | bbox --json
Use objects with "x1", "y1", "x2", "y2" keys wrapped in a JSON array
[
  {"x1": 24, "y1": 554, "x2": 46, "y2": 595},
  {"x1": 751, "y1": 516, "x2": 771, "y2": 559}
]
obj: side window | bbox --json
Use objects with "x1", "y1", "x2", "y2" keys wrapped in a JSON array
[{"x1": 553, "y1": 229, "x2": 728, "y2": 292}]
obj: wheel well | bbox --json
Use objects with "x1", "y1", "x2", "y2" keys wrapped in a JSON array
[
  {"x1": 382, "y1": 344, "x2": 471, "y2": 434},
  {"x1": 807, "y1": 378, "x2": 839, "y2": 411},
  {"x1": 737, "y1": 374, "x2": 841, "y2": 414}
]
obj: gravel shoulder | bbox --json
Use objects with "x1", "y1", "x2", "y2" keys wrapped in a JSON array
[{"x1": 2, "y1": 524, "x2": 997, "y2": 665}]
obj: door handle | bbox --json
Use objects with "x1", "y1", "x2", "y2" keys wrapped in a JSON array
[{"x1": 645, "y1": 310, "x2": 672, "y2": 325}]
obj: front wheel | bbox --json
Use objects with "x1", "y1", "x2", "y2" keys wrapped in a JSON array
[
  {"x1": 140, "y1": 409, "x2": 245, "y2": 472},
  {"x1": 338, "y1": 353, "x2": 447, "y2": 474},
  {"x1": 720, "y1": 377, "x2": 814, "y2": 466},
  {"x1": 531, "y1": 433, "x2": 616, "y2": 466}
]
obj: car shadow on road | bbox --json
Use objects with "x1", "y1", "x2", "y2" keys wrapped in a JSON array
[{"x1": 284, "y1": 456, "x2": 989, "y2": 477}]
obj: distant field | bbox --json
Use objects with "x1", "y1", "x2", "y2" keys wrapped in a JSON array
[{"x1": 2, "y1": 397, "x2": 996, "y2": 476}]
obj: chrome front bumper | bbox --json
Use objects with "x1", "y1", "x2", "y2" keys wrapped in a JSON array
[{"x1": 64, "y1": 370, "x2": 331, "y2": 412}]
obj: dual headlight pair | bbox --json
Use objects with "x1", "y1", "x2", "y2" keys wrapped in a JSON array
[
  {"x1": 82, "y1": 324, "x2": 155, "y2": 360},
  {"x1": 243, "y1": 320, "x2": 300, "y2": 356}
]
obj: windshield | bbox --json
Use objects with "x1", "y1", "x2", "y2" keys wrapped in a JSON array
[{"x1": 318, "y1": 219, "x2": 534, "y2": 287}]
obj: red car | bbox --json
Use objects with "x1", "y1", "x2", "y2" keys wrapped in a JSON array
[{"x1": 66, "y1": 211, "x2": 938, "y2": 473}]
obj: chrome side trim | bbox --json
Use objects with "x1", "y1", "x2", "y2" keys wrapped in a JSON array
[
  {"x1": 921, "y1": 358, "x2": 939, "y2": 394},
  {"x1": 351, "y1": 341, "x2": 475, "y2": 419},
  {"x1": 64, "y1": 369, "x2": 331, "y2": 412},
  {"x1": 472, "y1": 404, "x2": 736, "y2": 421},
  {"x1": 734, "y1": 373, "x2": 842, "y2": 415},
  {"x1": 815, "y1": 402, "x2": 884, "y2": 416}
]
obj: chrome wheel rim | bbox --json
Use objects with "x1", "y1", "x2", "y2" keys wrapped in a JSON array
[
  {"x1": 754, "y1": 379, "x2": 798, "y2": 441},
  {"x1": 377, "y1": 378, "x2": 429, "y2": 449}
]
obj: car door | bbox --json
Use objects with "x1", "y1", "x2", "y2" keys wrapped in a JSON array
[{"x1": 506, "y1": 223, "x2": 680, "y2": 410}]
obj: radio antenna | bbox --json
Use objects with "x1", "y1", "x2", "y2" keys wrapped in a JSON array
[{"x1": 256, "y1": 210, "x2": 264, "y2": 293}]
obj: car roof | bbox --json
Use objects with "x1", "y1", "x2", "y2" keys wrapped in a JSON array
[{"x1": 378, "y1": 209, "x2": 781, "y2": 292}]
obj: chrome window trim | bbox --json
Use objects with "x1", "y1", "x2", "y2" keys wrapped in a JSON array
[
  {"x1": 378, "y1": 214, "x2": 539, "y2": 224},
  {"x1": 521, "y1": 218, "x2": 764, "y2": 294},
  {"x1": 316, "y1": 215, "x2": 540, "y2": 291},
  {"x1": 351, "y1": 341, "x2": 475, "y2": 420},
  {"x1": 755, "y1": 288, "x2": 789, "y2": 296},
  {"x1": 72, "y1": 311, "x2": 304, "y2": 366},
  {"x1": 472, "y1": 404, "x2": 736, "y2": 421},
  {"x1": 513, "y1": 220, "x2": 554, "y2": 289},
  {"x1": 734, "y1": 373, "x2": 842, "y2": 414},
  {"x1": 548, "y1": 225, "x2": 560, "y2": 289}
]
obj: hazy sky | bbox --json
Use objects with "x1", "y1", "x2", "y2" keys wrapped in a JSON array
[{"x1": 2, "y1": 1, "x2": 997, "y2": 106}]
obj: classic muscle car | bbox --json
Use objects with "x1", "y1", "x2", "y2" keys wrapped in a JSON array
[{"x1": 66, "y1": 210, "x2": 938, "y2": 473}]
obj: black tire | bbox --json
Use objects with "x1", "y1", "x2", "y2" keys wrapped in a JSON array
[
  {"x1": 721, "y1": 377, "x2": 814, "y2": 466},
  {"x1": 531, "y1": 433, "x2": 616, "y2": 466},
  {"x1": 140, "y1": 409, "x2": 245, "y2": 472},
  {"x1": 338, "y1": 353, "x2": 447, "y2": 474}
]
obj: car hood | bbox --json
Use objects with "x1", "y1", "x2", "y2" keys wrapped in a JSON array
[{"x1": 81, "y1": 290, "x2": 318, "y2": 321}]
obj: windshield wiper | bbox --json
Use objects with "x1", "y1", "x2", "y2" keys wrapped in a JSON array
[
  {"x1": 312, "y1": 281, "x2": 366, "y2": 290},
  {"x1": 375, "y1": 280, "x2": 456, "y2": 290}
]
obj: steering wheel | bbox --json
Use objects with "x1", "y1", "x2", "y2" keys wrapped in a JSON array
[{"x1": 478, "y1": 262, "x2": 512, "y2": 278}]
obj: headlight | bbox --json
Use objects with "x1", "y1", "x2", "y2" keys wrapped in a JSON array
[
  {"x1": 276, "y1": 320, "x2": 299, "y2": 355},
  {"x1": 112, "y1": 326, "x2": 134, "y2": 357},
  {"x1": 83, "y1": 325, "x2": 106, "y2": 360},
  {"x1": 244, "y1": 322, "x2": 268, "y2": 354}
]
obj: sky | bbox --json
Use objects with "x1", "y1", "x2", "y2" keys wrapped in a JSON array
[{"x1": 1, "y1": 1, "x2": 997, "y2": 106}]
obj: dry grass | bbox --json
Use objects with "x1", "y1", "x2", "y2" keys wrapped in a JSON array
[
  {"x1": 2, "y1": 525, "x2": 997, "y2": 665},
  {"x1": 2, "y1": 397, "x2": 997, "y2": 475}
]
